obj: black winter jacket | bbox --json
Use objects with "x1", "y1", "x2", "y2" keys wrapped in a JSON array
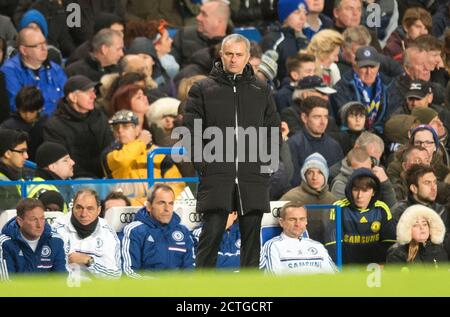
[
  {"x1": 184, "y1": 60, "x2": 280, "y2": 214},
  {"x1": 387, "y1": 242, "x2": 448, "y2": 264}
]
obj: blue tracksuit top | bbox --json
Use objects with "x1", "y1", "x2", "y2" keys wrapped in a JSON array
[
  {"x1": 122, "y1": 208, "x2": 195, "y2": 277},
  {"x1": 0, "y1": 217, "x2": 66, "y2": 279}
]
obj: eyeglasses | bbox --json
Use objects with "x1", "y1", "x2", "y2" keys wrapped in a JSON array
[
  {"x1": 22, "y1": 40, "x2": 47, "y2": 49},
  {"x1": 414, "y1": 141, "x2": 435, "y2": 147},
  {"x1": 9, "y1": 148, "x2": 28, "y2": 155}
]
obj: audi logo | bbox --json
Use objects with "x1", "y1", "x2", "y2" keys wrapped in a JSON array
[
  {"x1": 45, "y1": 217, "x2": 57, "y2": 224},
  {"x1": 271, "y1": 207, "x2": 281, "y2": 218},
  {"x1": 120, "y1": 213, "x2": 136, "y2": 224},
  {"x1": 189, "y1": 212, "x2": 203, "y2": 223}
]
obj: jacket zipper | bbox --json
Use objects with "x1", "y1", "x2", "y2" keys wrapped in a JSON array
[{"x1": 233, "y1": 80, "x2": 244, "y2": 216}]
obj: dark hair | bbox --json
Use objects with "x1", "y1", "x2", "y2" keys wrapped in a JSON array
[
  {"x1": 402, "y1": 7, "x2": 432, "y2": 32},
  {"x1": 352, "y1": 176, "x2": 377, "y2": 191},
  {"x1": 279, "y1": 201, "x2": 306, "y2": 219},
  {"x1": 147, "y1": 184, "x2": 174, "y2": 203},
  {"x1": 73, "y1": 188, "x2": 101, "y2": 207},
  {"x1": 301, "y1": 96, "x2": 329, "y2": 116},
  {"x1": 406, "y1": 164, "x2": 435, "y2": 188},
  {"x1": 401, "y1": 145, "x2": 428, "y2": 164},
  {"x1": 15, "y1": 86, "x2": 44, "y2": 112},
  {"x1": 107, "y1": 72, "x2": 146, "y2": 102},
  {"x1": 250, "y1": 41, "x2": 262, "y2": 59},
  {"x1": 16, "y1": 198, "x2": 44, "y2": 218},
  {"x1": 413, "y1": 34, "x2": 443, "y2": 52},
  {"x1": 285, "y1": 53, "x2": 315, "y2": 74},
  {"x1": 100, "y1": 191, "x2": 132, "y2": 217}
]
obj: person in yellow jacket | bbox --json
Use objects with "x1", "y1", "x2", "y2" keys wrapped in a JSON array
[{"x1": 102, "y1": 110, "x2": 185, "y2": 206}]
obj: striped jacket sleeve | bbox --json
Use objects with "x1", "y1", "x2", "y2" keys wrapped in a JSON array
[
  {"x1": 121, "y1": 222, "x2": 144, "y2": 279},
  {"x1": 0, "y1": 235, "x2": 13, "y2": 280},
  {"x1": 259, "y1": 239, "x2": 282, "y2": 274}
]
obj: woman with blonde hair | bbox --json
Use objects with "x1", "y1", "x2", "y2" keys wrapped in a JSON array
[
  {"x1": 387, "y1": 204, "x2": 448, "y2": 265},
  {"x1": 305, "y1": 29, "x2": 344, "y2": 86}
]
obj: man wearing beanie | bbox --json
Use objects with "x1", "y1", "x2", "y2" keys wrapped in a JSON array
[
  {"x1": 281, "y1": 153, "x2": 336, "y2": 242},
  {"x1": 262, "y1": 0, "x2": 309, "y2": 82},
  {"x1": 0, "y1": 129, "x2": 29, "y2": 212},
  {"x1": 27, "y1": 142, "x2": 75, "y2": 212}
]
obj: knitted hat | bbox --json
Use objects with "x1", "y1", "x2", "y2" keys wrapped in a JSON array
[
  {"x1": 35, "y1": 142, "x2": 69, "y2": 168},
  {"x1": 0, "y1": 129, "x2": 28, "y2": 158},
  {"x1": 278, "y1": 0, "x2": 307, "y2": 23},
  {"x1": 411, "y1": 107, "x2": 438, "y2": 125},
  {"x1": 258, "y1": 50, "x2": 278, "y2": 81},
  {"x1": 300, "y1": 152, "x2": 329, "y2": 183},
  {"x1": 338, "y1": 101, "x2": 366, "y2": 124},
  {"x1": 409, "y1": 124, "x2": 440, "y2": 148},
  {"x1": 19, "y1": 9, "x2": 48, "y2": 38},
  {"x1": 38, "y1": 190, "x2": 65, "y2": 211},
  {"x1": 384, "y1": 114, "x2": 418, "y2": 144}
]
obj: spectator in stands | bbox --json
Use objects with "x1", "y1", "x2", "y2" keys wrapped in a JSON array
[
  {"x1": 288, "y1": 96, "x2": 344, "y2": 187},
  {"x1": 281, "y1": 75, "x2": 337, "y2": 138},
  {"x1": 146, "y1": 97, "x2": 180, "y2": 147},
  {"x1": 26, "y1": 142, "x2": 75, "y2": 211},
  {"x1": 260, "y1": 202, "x2": 337, "y2": 274},
  {"x1": 396, "y1": 45, "x2": 446, "y2": 106},
  {"x1": 394, "y1": 80, "x2": 442, "y2": 116},
  {"x1": 305, "y1": 29, "x2": 343, "y2": 86},
  {"x1": 281, "y1": 153, "x2": 336, "y2": 242},
  {"x1": 1, "y1": 27, "x2": 66, "y2": 116},
  {"x1": 331, "y1": 46, "x2": 401, "y2": 134},
  {"x1": 122, "y1": 184, "x2": 195, "y2": 277},
  {"x1": 0, "y1": 198, "x2": 66, "y2": 278},
  {"x1": 0, "y1": 14, "x2": 17, "y2": 43},
  {"x1": 192, "y1": 211, "x2": 240, "y2": 270},
  {"x1": 43, "y1": 75, "x2": 113, "y2": 178},
  {"x1": 38, "y1": 190, "x2": 65, "y2": 212},
  {"x1": 390, "y1": 145, "x2": 431, "y2": 201},
  {"x1": 261, "y1": 0, "x2": 308, "y2": 82},
  {"x1": 150, "y1": 19, "x2": 179, "y2": 80},
  {"x1": 0, "y1": 86, "x2": 46, "y2": 162},
  {"x1": 0, "y1": 129, "x2": 28, "y2": 212},
  {"x1": 332, "y1": 101, "x2": 367, "y2": 154},
  {"x1": 361, "y1": 0, "x2": 398, "y2": 47},
  {"x1": 100, "y1": 191, "x2": 131, "y2": 218},
  {"x1": 52, "y1": 188, "x2": 122, "y2": 279},
  {"x1": 384, "y1": 7, "x2": 431, "y2": 62},
  {"x1": 303, "y1": 0, "x2": 334, "y2": 41},
  {"x1": 102, "y1": 110, "x2": 185, "y2": 206},
  {"x1": 66, "y1": 29, "x2": 124, "y2": 82},
  {"x1": 387, "y1": 204, "x2": 448, "y2": 265},
  {"x1": 275, "y1": 53, "x2": 316, "y2": 113},
  {"x1": 338, "y1": 25, "x2": 403, "y2": 79},
  {"x1": 171, "y1": 0, "x2": 231, "y2": 68},
  {"x1": 325, "y1": 168, "x2": 396, "y2": 264}
]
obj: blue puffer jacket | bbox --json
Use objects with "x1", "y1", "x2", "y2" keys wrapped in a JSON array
[
  {"x1": 1, "y1": 54, "x2": 67, "y2": 115},
  {"x1": 330, "y1": 69, "x2": 401, "y2": 134},
  {"x1": 121, "y1": 208, "x2": 194, "y2": 277},
  {"x1": 0, "y1": 217, "x2": 66, "y2": 278}
]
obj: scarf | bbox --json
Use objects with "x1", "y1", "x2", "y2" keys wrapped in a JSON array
[
  {"x1": 353, "y1": 72, "x2": 382, "y2": 130},
  {"x1": 70, "y1": 213, "x2": 99, "y2": 239}
]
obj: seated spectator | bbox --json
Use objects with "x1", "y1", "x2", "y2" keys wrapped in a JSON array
[
  {"x1": 0, "y1": 27, "x2": 66, "y2": 115},
  {"x1": 0, "y1": 129, "x2": 28, "y2": 212},
  {"x1": 305, "y1": 29, "x2": 343, "y2": 86},
  {"x1": 331, "y1": 101, "x2": 367, "y2": 155},
  {"x1": 261, "y1": 0, "x2": 308, "y2": 82},
  {"x1": 281, "y1": 75, "x2": 337, "y2": 138},
  {"x1": 275, "y1": 53, "x2": 316, "y2": 113},
  {"x1": 102, "y1": 110, "x2": 185, "y2": 205},
  {"x1": 101, "y1": 191, "x2": 132, "y2": 218},
  {"x1": 394, "y1": 80, "x2": 443, "y2": 116},
  {"x1": 0, "y1": 198, "x2": 66, "y2": 278},
  {"x1": 288, "y1": 96, "x2": 344, "y2": 187},
  {"x1": 27, "y1": 142, "x2": 75, "y2": 211},
  {"x1": 303, "y1": 0, "x2": 333, "y2": 40},
  {"x1": 122, "y1": 184, "x2": 195, "y2": 277},
  {"x1": 325, "y1": 168, "x2": 396, "y2": 264},
  {"x1": 43, "y1": 75, "x2": 113, "y2": 178},
  {"x1": 384, "y1": 7, "x2": 431, "y2": 62},
  {"x1": 0, "y1": 86, "x2": 46, "y2": 161},
  {"x1": 281, "y1": 153, "x2": 336, "y2": 242},
  {"x1": 66, "y1": 29, "x2": 124, "y2": 82},
  {"x1": 260, "y1": 202, "x2": 337, "y2": 275},
  {"x1": 330, "y1": 46, "x2": 401, "y2": 134},
  {"x1": 387, "y1": 204, "x2": 448, "y2": 266},
  {"x1": 52, "y1": 188, "x2": 122, "y2": 280},
  {"x1": 146, "y1": 97, "x2": 180, "y2": 147},
  {"x1": 38, "y1": 190, "x2": 65, "y2": 212},
  {"x1": 192, "y1": 211, "x2": 240, "y2": 270},
  {"x1": 384, "y1": 114, "x2": 420, "y2": 155}
]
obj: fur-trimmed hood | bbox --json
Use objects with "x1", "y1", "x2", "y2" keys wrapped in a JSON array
[
  {"x1": 396, "y1": 204, "x2": 446, "y2": 245},
  {"x1": 146, "y1": 97, "x2": 180, "y2": 126}
]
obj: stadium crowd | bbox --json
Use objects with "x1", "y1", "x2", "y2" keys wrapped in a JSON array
[{"x1": 0, "y1": 0, "x2": 449, "y2": 278}]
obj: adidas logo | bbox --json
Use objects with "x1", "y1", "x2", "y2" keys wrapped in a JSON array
[
  {"x1": 147, "y1": 235, "x2": 154, "y2": 243},
  {"x1": 18, "y1": 250, "x2": 23, "y2": 256},
  {"x1": 360, "y1": 217, "x2": 368, "y2": 224}
]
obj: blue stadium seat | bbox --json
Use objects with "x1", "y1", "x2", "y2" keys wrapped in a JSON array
[{"x1": 234, "y1": 27, "x2": 262, "y2": 43}]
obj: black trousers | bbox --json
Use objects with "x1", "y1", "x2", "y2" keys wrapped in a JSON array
[{"x1": 195, "y1": 209, "x2": 263, "y2": 268}]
